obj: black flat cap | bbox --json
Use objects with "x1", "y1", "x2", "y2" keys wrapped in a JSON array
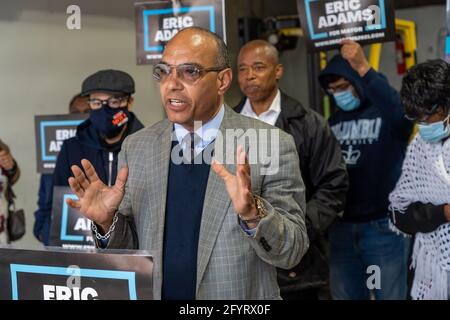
[{"x1": 81, "y1": 69, "x2": 135, "y2": 96}]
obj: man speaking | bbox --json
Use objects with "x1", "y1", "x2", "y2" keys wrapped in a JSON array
[{"x1": 66, "y1": 27, "x2": 308, "y2": 300}]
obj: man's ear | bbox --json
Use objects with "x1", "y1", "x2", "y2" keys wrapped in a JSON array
[
  {"x1": 127, "y1": 96, "x2": 135, "y2": 111},
  {"x1": 275, "y1": 64, "x2": 284, "y2": 81},
  {"x1": 217, "y1": 69, "x2": 233, "y2": 96}
]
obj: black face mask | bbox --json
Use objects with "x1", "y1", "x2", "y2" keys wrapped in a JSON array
[{"x1": 89, "y1": 106, "x2": 130, "y2": 139}]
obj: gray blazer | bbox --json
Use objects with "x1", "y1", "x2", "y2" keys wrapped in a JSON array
[{"x1": 101, "y1": 106, "x2": 308, "y2": 299}]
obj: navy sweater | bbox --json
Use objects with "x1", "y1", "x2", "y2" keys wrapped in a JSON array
[
  {"x1": 319, "y1": 55, "x2": 413, "y2": 222},
  {"x1": 162, "y1": 141, "x2": 211, "y2": 300}
]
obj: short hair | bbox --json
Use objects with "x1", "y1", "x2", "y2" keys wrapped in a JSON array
[
  {"x1": 400, "y1": 59, "x2": 450, "y2": 120},
  {"x1": 174, "y1": 27, "x2": 230, "y2": 69},
  {"x1": 239, "y1": 40, "x2": 280, "y2": 65}
]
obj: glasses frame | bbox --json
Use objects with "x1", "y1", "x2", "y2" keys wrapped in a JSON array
[
  {"x1": 326, "y1": 81, "x2": 352, "y2": 95},
  {"x1": 152, "y1": 63, "x2": 226, "y2": 84},
  {"x1": 88, "y1": 96, "x2": 130, "y2": 109},
  {"x1": 404, "y1": 104, "x2": 441, "y2": 123}
]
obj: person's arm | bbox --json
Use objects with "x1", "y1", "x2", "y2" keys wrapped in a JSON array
[
  {"x1": 391, "y1": 202, "x2": 450, "y2": 235},
  {"x1": 213, "y1": 131, "x2": 309, "y2": 269},
  {"x1": 305, "y1": 112, "x2": 349, "y2": 233},
  {"x1": 64, "y1": 136, "x2": 137, "y2": 250},
  {"x1": 362, "y1": 69, "x2": 412, "y2": 139},
  {"x1": 340, "y1": 40, "x2": 412, "y2": 140},
  {"x1": 235, "y1": 134, "x2": 309, "y2": 269}
]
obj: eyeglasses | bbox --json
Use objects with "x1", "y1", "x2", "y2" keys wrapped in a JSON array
[
  {"x1": 326, "y1": 82, "x2": 351, "y2": 95},
  {"x1": 88, "y1": 96, "x2": 130, "y2": 109},
  {"x1": 404, "y1": 104, "x2": 440, "y2": 123},
  {"x1": 153, "y1": 63, "x2": 225, "y2": 84}
]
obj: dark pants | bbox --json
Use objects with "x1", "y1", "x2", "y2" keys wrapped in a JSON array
[{"x1": 329, "y1": 217, "x2": 410, "y2": 300}]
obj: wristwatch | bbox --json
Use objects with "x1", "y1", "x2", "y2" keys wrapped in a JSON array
[{"x1": 239, "y1": 195, "x2": 268, "y2": 223}]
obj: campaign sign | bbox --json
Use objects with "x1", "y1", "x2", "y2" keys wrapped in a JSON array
[
  {"x1": 49, "y1": 186, "x2": 95, "y2": 250},
  {"x1": 135, "y1": 0, "x2": 226, "y2": 65},
  {"x1": 35, "y1": 114, "x2": 87, "y2": 174},
  {"x1": 0, "y1": 247, "x2": 153, "y2": 300},
  {"x1": 297, "y1": 0, "x2": 395, "y2": 52}
]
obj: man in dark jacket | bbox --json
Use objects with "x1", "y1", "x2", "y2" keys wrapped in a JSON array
[
  {"x1": 50, "y1": 70, "x2": 144, "y2": 242},
  {"x1": 234, "y1": 40, "x2": 349, "y2": 299},
  {"x1": 318, "y1": 40, "x2": 413, "y2": 300}
]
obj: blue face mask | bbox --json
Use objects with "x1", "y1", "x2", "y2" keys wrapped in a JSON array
[
  {"x1": 418, "y1": 116, "x2": 450, "y2": 143},
  {"x1": 333, "y1": 90, "x2": 361, "y2": 111}
]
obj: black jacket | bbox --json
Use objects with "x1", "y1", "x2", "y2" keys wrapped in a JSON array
[
  {"x1": 234, "y1": 92, "x2": 349, "y2": 292},
  {"x1": 391, "y1": 202, "x2": 449, "y2": 235}
]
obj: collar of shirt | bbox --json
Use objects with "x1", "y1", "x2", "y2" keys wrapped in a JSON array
[
  {"x1": 174, "y1": 104, "x2": 225, "y2": 154},
  {"x1": 241, "y1": 89, "x2": 281, "y2": 126}
]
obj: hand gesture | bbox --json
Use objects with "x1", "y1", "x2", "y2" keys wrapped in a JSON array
[
  {"x1": 67, "y1": 159, "x2": 128, "y2": 231},
  {"x1": 212, "y1": 145, "x2": 257, "y2": 221},
  {"x1": 340, "y1": 39, "x2": 371, "y2": 77}
]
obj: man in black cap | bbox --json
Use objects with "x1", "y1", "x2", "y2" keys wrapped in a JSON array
[{"x1": 51, "y1": 70, "x2": 144, "y2": 239}]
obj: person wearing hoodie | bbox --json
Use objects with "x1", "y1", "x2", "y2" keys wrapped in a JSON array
[
  {"x1": 318, "y1": 40, "x2": 413, "y2": 300},
  {"x1": 50, "y1": 70, "x2": 144, "y2": 242},
  {"x1": 33, "y1": 93, "x2": 90, "y2": 245}
]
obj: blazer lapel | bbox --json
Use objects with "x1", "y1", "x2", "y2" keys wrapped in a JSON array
[
  {"x1": 196, "y1": 107, "x2": 243, "y2": 292},
  {"x1": 144, "y1": 121, "x2": 172, "y2": 299}
]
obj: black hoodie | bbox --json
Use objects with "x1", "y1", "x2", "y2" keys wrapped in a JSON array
[{"x1": 319, "y1": 55, "x2": 413, "y2": 223}]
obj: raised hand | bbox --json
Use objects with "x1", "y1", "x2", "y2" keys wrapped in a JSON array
[
  {"x1": 212, "y1": 145, "x2": 258, "y2": 222},
  {"x1": 67, "y1": 159, "x2": 128, "y2": 232},
  {"x1": 340, "y1": 39, "x2": 371, "y2": 77}
]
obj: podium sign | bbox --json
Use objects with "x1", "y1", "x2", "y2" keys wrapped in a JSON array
[{"x1": 0, "y1": 247, "x2": 153, "y2": 300}]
